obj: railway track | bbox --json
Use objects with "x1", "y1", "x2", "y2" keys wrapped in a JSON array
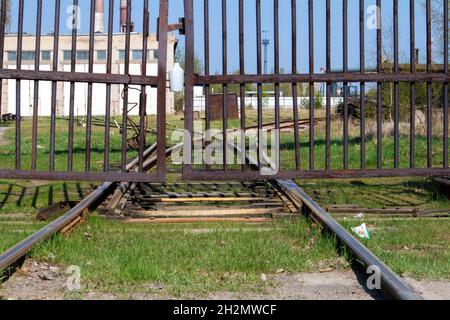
[
  {"x1": 0, "y1": 142, "x2": 424, "y2": 300},
  {"x1": 103, "y1": 181, "x2": 298, "y2": 224}
]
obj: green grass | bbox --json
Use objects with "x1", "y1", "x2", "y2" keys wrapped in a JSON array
[
  {"x1": 29, "y1": 217, "x2": 344, "y2": 297},
  {"x1": 0, "y1": 180, "x2": 95, "y2": 213},
  {"x1": 339, "y1": 218, "x2": 450, "y2": 280},
  {"x1": 1, "y1": 112, "x2": 450, "y2": 297},
  {"x1": 298, "y1": 177, "x2": 450, "y2": 280},
  {"x1": 299, "y1": 177, "x2": 450, "y2": 210},
  {"x1": 0, "y1": 221, "x2": 47, "y2": 253},
  {"x1": 1, "y1": 110, "x2": 448, "y2": 172}
]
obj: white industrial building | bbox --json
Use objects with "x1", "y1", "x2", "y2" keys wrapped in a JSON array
[{"x1": 1, "y1": 0, "x2": 177, "y2": 118}]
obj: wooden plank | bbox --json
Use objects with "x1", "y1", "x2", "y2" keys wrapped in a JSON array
[
  {"x1": 126, "y1": 207, "x2": 282, "y2": 217},
  {"x1": 142, "y1": 197, "x2": 267, "y2": 203},
  {"x1": 121, "y1": 217, "x2": 273, "y2": 224}
]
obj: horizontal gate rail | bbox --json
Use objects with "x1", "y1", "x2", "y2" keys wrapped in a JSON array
[
  {"x1": 0, "y1": 0, "x2": 169, "y2": 182},
  {"x1": 0, "y1": 69, "x2": 159, "y2": 86},
  {"x1": 183, "y1": 0, "x2": 450, "y2": 181}
]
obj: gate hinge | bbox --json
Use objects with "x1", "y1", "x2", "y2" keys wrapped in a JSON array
[{"x1": 157, "y1": 17, "x2": 185, "y2": 41}]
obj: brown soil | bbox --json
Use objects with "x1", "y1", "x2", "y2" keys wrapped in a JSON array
[{"x1": 1, "y1": 260, "x2": 449, "y2": 300}]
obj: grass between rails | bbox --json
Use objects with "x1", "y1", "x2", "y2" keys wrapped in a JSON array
[{"x1": 28, "y1": 217, "x2": 344, "y2": 297}]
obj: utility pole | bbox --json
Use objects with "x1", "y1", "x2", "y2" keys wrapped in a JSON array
[{"x1": 262, "y1": 30, "x2": 270, "y2": 75}]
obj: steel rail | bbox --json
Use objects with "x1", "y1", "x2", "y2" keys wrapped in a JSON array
[
  {"x1": 0, "y1": 144, "x2": 158, "y2": 273},
  {"x1": 0, "y1": 139, "x2": 190, "y2": 273},
  {"x1": 272, "y1": 180, "x2": 423, "y2": 300},
  {"x1": 220, "y1": 136, "x2": 424, "y2": 300},
  {"x1": 0, "y1": 181, "x2": 116, "y2": 272}
]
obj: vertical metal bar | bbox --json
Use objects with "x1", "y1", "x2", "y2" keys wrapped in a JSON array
[
  {"x1": 139, "y1": 0, "x2": 149, "y2": 173},
  {"x1": 376, "y1": 0, "x2": 382, "y2": 169},
  {"x1": 121, "y1": 0, "x2": 132, "y2": 172},
  {"x1": 50, "y1": 0, "x2": 61, "y2": 172},
  {"x1": 183, "y1": 0, "x2": 193, "y2": 177},
  {"x1": 325, "y1": 0, "x2": 331, "y2": 170},
  {"x1": 104, "y1": 0, "x2": 114, "y2": 172},
  {"x1": 157, "y1": 0, "x2": 169, "y2": 179},
  {"x1": 409, "y1": 0, "x2": 416, "y2": 168},
  {"x1": 222, "y1": 0, "x2": 228, "y2": 171},
  {"x1": 343, "y1": 0, "x2": 349, "y2": 170},
  {"x1": 359, "y1": 0, "x2": 366, "y2": 169},
  {"x1": 31, "y1": 0, "x2": 43, "y2": 171},
  {"x1": 0, "y1": 0, "x2": 6, "y2": 123},
  {"x1": 15, "y1": 0, "x2": 24, "y2": 170},
  {"x1": 393, "y1": 0, "x2": 399, "y2": 168},
  {"x1": 68, "y1": 0, "x2": 78, "y2": 172},
  {"x1": 256, "y1": 0, "x2": 262, "y2": 168},
  {"x1": 444, "y1": 0, "x2": 449, "y2": 168},
  {"x1": 308, "y1": 0, "x2": 314, "y2": 171},
  {"x1": 274, "y1": 0, "x2": 280, "y2": 172},
  {"x1": 426, "y1": 0, "x2": 432, "y2": 168},
  {"x1": 85, "y1": 0, "x2": 96, "y2": 172},
  {"x1": 292, "y1": 0, "x2": 301, "y2": 170},
  {"x1": 239, "y1": 0, "x2": 246, "y2": 170},
  {"x1": 204, "y1": 0, "x2": 211, "y2": 171}
]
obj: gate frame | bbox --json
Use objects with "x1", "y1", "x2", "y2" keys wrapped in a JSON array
[
  {"x1": 182, "y1": 0, "x2": 450, "y2": 181},
  {"x1": 0, "y1": 0, "x2": 169, "y2": 183}
]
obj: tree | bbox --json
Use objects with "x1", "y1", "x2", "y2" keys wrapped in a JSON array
[
  {"x1": 428, "y1": 0, "x2": 449, "y2": 61},
  {"x1": 173, "y1": 45, "x2": 204, "y2": 111},
  {"x1": 174, "y1": 45, "x2": 204, "y2": 75}
]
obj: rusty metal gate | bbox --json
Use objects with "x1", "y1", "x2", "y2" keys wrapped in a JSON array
[
  {"x1": 0, "y1": 0, "x2": 449, "y2": 182},
  {"x1": 0, "y1": 0, "x2": 169, "y2": 182},
  {"x1": 183, "y1": 0, "x2": 450, "y2": 181}
]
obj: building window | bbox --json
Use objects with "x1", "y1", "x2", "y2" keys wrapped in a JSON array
[
  {"x1": 63, "y1": 50, "x2": 90, "y2": 61},
  {"x1": 7, "y1": 51, "x2": 38, "y2": 61},
  {"x1": 119, "y1": 50, "x2": 126, "y2": 61},
  {"x1": 97, "y1": 50, "x2": 106, "y2": 61},
  {"x1": 63, "y1": 50, "x2": 72, "y2": 61},
  {"x1": 152, "y1": 49, "x2": 158, "y2": 59},
  {"x1": 132, "y1": 50, "x2": 143, "y2": 60},
  {"x1": 41, "y1": 51, "x2": 51, "y2": 61},
  {"x1": 7, "y1": 51, "x2": 17, "y2": 61},
  {"x1": 77, "y1": 51, "x2": 88, "y2": 60},
  {"x1": 22, "y1": 51, "x2": 36, "y2": 61}
]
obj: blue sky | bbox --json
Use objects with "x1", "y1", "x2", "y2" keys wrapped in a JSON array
[{"x1": 8, "y1": 0, "x2": 437, "y2": 74}]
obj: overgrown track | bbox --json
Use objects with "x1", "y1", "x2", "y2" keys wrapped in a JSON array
[
  {"x1": 0, "y1": 143, "x2": 424, "y2": 300},
  {"x1": 108, "y1": 181, "x2": 296, "y2": 223},
  {"x1": 272, "y1": 180, "x2": 424, "y2": 300}
]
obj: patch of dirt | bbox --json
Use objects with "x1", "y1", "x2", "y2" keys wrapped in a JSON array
[
  {"x1": 206, "y1": 271, "x2": 377, "y2": 300},
  {"x1": 0, "y1": 260, "x2": 68, "y2": 300},
  {"x1": 404, "y1": 277, "x2": 450, "y2": 300},
  {"x1": 1, "y1": 260, "x2": 449, "y2": 300}
]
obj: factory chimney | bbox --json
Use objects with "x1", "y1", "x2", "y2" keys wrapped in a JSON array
[
  {"x1": 120, "y1": 0, "x2": 135, "y2": 33},
  {"x1": 94, "y1": 0, "x2": 105, "y2": 33}
]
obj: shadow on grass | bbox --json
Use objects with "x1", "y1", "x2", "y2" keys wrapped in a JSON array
[{"x1": 0, "y1": 182, "x2": 89, "y2": 210}]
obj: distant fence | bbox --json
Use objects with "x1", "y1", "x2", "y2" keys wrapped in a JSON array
[{"x1": 193, "y1": 96, "x2": 344, "y2": 112}]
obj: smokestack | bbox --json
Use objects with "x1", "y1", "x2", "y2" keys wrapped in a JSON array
[
  {"x1": 94, "y1": 0, "x2": 104, "y2": 33},
  {"x1": 120, "y1": 0, "x2": 134, "y2": 33}
]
